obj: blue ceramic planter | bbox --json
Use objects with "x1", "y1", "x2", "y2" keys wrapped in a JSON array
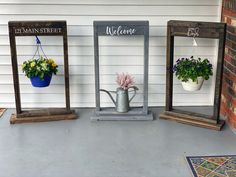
[{"x1": 30, "y1": 74, "x2": 52, "y2": 87}]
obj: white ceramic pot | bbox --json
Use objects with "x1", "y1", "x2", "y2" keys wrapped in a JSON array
[{"x1": 181, "y1": 77, "x2": 204, "y2": 91}]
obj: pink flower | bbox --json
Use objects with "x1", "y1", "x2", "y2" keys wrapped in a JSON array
[{"x1": 116, "y1": 72, "x2": 134, "y2": 90}]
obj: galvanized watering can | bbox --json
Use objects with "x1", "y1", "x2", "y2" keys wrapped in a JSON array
[{"x1": 100, "y1": 86, "x2": 138, "y2": 113}]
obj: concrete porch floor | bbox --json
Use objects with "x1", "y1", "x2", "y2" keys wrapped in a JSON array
[{"x1": 0, "y1": 108, "x2": 236, "y2": 177}]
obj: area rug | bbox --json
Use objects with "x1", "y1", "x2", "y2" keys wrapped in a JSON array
[
  {"x1": 186, "y1": 155, "x2": 236, "y2": 177},
  {"x1": 0, "y1": 108, "x2": 6, "y2": 118}
]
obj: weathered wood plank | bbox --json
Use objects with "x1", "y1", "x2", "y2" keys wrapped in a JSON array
[
  {"x1": 10, "y1": 112, "x2": 77, "y2": 124},
  {"x1": 8, "y1": 21, "x2": 66, "y2": 36},
  {"x1": 166, "y1": 109, "x2": 216, "y2": 124},
  {"x1": 159, "y1": 112, "x2": 225, "y2": 131},
  {"x1": 8, "y1": 20, "x2": 76, "y2": 123},
  {"x1": 16, "y1": 108, "x2": 75, "y2": 118}
]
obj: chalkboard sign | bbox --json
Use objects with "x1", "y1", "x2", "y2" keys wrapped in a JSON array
[
  {"x1": 9, "y1": 21, "x2": 65, "y2": 36},
  {"x1": 94, "y1": 21, "x2": 147, "y2": 36},
  {"x1": 92, "y1": 21, "x2": 153, "y2": 121},
  {"x1": 8, "y1": 21, "x2": 77, "y2": 124}
]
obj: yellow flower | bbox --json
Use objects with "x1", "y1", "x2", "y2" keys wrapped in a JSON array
[
  {"x1": 52, "y1": 63, "x2": 57, "y2": 68},
  {"x1": 30, "y1": 62, "x2": 36, "y2": 68},
  {"x1": 22, "y1": 63, "x2": 26, "y2": 69},
  {"x1": 41, "y1": 63, "x2": 47, "y2": 70},
  {"x1": 48, "y1": 59, "x2": 54, "y2": 64}
]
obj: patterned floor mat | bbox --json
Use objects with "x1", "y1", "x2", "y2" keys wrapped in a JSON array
[{"x1": 186, "y1": 155, "x2": 236, "y2": 177}]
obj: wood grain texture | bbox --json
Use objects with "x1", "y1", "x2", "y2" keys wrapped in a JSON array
[
  {"x1": 8, "y1": 21, "x2": 77, "y2": 122},
  {"x1": 159, "y1": 112, "x2": 225, "y2": 131},
  {"x1": 10, "y1": 112, "x2": 77, "y2": 124},
  {"x1": 16, "y1": 108, "x2": 74, "y2": 118},
  {"x1": 161, "y1": 20, "x2": 226, "y2": 130}
]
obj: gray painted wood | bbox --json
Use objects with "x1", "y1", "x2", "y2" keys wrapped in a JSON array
[
  {"x1": 92, "y1": 21, "x2": 153, "y2": 120},
  {"x1": 95, "y1": 107, "x2": 147, "y2": 116},
  {"x1": 93, "y1": 21, "x2": 101, "y2": 112},
  {"x1": 91, "y1": 114, "x2": 153, "y2": 121}
]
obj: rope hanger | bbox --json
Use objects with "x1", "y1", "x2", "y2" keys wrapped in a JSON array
[
  {"x1": 32, "y1": 36, "x2": 48, "y2": 60},
  {"x1": 187, "y1": 27, "x2": 199, "y2": 47}
]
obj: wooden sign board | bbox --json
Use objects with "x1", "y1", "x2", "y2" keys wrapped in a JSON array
[
  {"x1": 8, "y1": 21, "x2": 77, "y2": 124},
  {"x1": 91, "y1": 21, "x2": 153, "y2": 121},
  {"x1": 94, "y1": 21, "x2": 147, "y2": 36},
  {"x1": 159, "y1": 20, "x2": 226, "y2": 130}
]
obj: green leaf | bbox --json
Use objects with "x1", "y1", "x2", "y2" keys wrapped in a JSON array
[{"x1": 173, "y1": 56, "x2": 213, "y2": 82}]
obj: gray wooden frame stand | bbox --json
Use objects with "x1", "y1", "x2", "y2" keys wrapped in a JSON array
[
  {"x1": 8, "y1": 21, "x2": 77, "y2": 124},
  {"x1": 91, "y1": 21, "x2": 153, "y2": 121},
  {"x1": 159, "y1": 20, "x2": 226, "y2": 130}
]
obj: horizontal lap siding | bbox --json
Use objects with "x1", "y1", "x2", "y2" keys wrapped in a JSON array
[{"x1": 0, "y1": 0, "x2": 221, "y2": 108}]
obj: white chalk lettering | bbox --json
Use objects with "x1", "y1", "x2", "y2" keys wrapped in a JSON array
[
  {"x1": 106, "y1": 26, "x2": 136, "y2": 36},
  {"x1": 14, "y1": 28, "x2": 22, "y2": 34},
  {"x1": 14, "y1": 27, "x2": 62, "y2": 34}
]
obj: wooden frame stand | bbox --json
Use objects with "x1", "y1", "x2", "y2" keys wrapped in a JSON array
[
  {"x1": 8, "y1": 21, "x2": 77, "y2": 124},
  {"x1": 91, "y1": 21, "x2": 153, "y2": 121},
  {"x1": 159, "y1": 20, "x2": 226, "y2": 130}
]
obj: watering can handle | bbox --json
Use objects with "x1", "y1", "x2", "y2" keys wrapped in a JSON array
[
  {"x1": 99, "y1": 89, "x2": 116, "y2": 105},
  {"x1": 128, "y1": 86, "x2": 138, "y2": 103}
]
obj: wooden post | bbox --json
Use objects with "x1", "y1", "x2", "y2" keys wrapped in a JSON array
[
  {"x1": 62, "y1": 24, "x2": 70, "y2": 111},
  {"x1": 213, "y1": 28, "x2": 226, "y2": 123},
  {"x1": 93, "y1": 22, "x2": 101, "y2": 112},
  {"x1": 143, "y1": 21, "x2": 149, "y2": 114},
  {"x1": 8, "y1": 25, "x2": 21, "y2": 114},
  {"x1": 165, "y1": 25, "x2": 174, "y2": 111}
]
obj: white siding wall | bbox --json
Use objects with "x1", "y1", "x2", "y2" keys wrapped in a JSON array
[{"x1": 0, "y1": 0, "x2": 221, "y2": 108}]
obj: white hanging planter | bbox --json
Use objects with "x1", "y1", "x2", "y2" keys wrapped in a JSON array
[{"x1": 181, "y1": 77, "x2": 204, "y2": 91}]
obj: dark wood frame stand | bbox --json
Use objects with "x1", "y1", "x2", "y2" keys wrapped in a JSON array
[
  {"x1": 8, "y1": 21, "x2": 77, "y2": 124},
  {"x1": 91, "y1": 21, "x2": 153, "y2": 120},
  {"x1": 159, "y1": 20, "x2": 226, "y2": 130}
]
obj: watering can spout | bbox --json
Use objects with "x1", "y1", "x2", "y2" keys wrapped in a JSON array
[{"x1": 100, "y1": 89, "x2": 116, "y2": 106}]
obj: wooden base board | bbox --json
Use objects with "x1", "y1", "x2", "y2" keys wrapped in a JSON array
[
  {"x1": 10, "y1": 113, "x2": 77, "y2": 124},
  {"x1": 159, "y1": 112, "x2": 225, "y2": 131},
  {"x1": 0, "y1": 108, "x2": 6, "y2": 118},
  {"x1": 91, "y1": 112, "x2": 153, "y2": 121}
]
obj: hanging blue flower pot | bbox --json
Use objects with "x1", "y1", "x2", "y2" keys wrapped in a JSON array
[{"x1": 30, "y1": 74, "x2": 52, "y2": 87}]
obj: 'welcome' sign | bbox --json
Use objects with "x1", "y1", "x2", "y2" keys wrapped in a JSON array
[
  {"x1": 93, "y1": 21, "x2": 150, "y2": 119},
  {"x1": 94, "y1": 21, "x2": 148, "y2": 36}
]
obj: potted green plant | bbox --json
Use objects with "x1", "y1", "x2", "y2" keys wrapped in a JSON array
[
  {"x1": 22, "y1": 56, "x2": 58, "y2": 87},
  {"x1": 173, "y1": 56, "x2": 213, "y2": 91}
]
